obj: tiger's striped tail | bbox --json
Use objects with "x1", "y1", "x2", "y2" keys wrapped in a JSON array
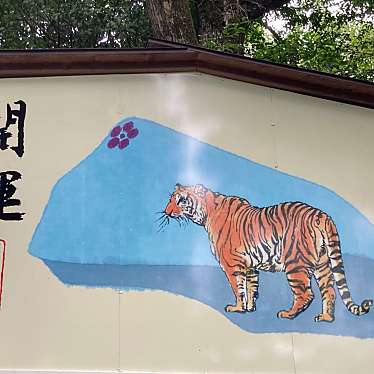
[{"x1": 325, "y1": 218, "x2": 373, "y2": 316}]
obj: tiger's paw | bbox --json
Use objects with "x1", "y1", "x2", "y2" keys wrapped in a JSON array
[
  {"x1": 314, "y1": 313, "x2": 334, "y2": 323},
  {"x1": 225, "y1": 304, "x2": 246, "y2": 313},
  {"x1": 246, "y1": 305, "x2": 256, "y2": 312},
  {"x1": 277, "y1": 310, "x2": 296, "y2": 319}
]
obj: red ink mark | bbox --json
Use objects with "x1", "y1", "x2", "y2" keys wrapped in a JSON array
[
  {"x1": 107, "y1": 137, "x2": 119, "y2": 148},
  {"x1": 123, "y1": 121, "x2": 134, "y2": 132},
  {"x1": 110, "y1": 126, "x2": 122, "y2": 137},
  {"x1": 127, "y1": 128, "x2": 139, "y2": 139},
  {"x1": 119, "y1": 138, "x2": 130, "y2": 149},
  {"x1": 0, "y1": 239, "x2": 5, "y2": 310},
  {"x1": 107, "y1": 122, "x2": 139, "y2": 150}
]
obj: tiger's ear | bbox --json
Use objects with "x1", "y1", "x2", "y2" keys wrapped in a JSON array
[
  {"x1": 175, "y1": 183, "x2": 182, "y2": 190},
  {"x1": 194, "y1": 184, "x2": 208, "y2": 197}
]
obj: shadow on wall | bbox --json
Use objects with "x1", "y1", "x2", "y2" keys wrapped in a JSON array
[{"x1": 29, "y1": 117, "x2": 374, "y2": 339}]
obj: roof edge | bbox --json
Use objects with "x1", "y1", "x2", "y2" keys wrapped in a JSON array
[
  {"x1": 0, "y1": 40, "x2": 373, "y2": 110},
  {"x1": 148, "y1": 38, "x2": 374, "y2": 87}
]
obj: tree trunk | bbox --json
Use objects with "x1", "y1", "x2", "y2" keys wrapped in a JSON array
[
  {"x1": 197, "y1": 0, "x2": 291, "y2": 40},
  {"x1": 223, "y1": 0, "x2": 245, "y2": 24},
  {"x1": 146, "y1": 0, "x2": 198, "y2": 45},
  {"x1": 223, "y1": 0, "x2": 291, "y2": 22},
  {"x1": 146, "y1": 0, "x2": 290, "y2": 51},
  {"x1": 243, "y1": 0, "x2": 291, "y2": 19},
  {"x1": 223, "y1": 0, "x2": 247, "y2": 54},
  {"x1": 197, "y1": 0, "x2": 225, "y2": 40}
]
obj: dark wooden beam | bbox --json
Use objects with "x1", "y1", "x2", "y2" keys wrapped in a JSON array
[
  {"x1": 0, "y1": 42, "x2": 373, "y2": 110},
  {"x1": 0, "y1": 49, "x2": 198, "y2": 78}
]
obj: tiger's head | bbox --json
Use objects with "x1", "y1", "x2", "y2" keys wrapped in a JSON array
[{"x1": 164, "y1": 183, "x2": 210, "y2": 226}]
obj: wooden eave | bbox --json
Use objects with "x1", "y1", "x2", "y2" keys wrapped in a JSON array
[{"x1": 0, "y1": 38, "x2": 373, "y2": 109}]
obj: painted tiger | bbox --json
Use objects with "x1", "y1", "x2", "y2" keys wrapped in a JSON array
[{"x1": 161, "y1": 183, "x2": 372, "y2": 322}]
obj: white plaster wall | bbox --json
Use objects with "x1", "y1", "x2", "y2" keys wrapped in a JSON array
[{"x1": 0, "y1": 73, "x2": 372, "y2": 373}]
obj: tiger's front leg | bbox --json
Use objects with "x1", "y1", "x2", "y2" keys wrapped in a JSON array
[
  {"x1": 223, "y1": 265, "x2": 247, "y2": 313},
  {"x1": 246, "y1": 268, "x2": 259, "y2": 312}
]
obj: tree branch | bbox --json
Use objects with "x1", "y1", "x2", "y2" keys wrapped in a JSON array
[{"x1": 263, "y1": 20, "x2": 282, "y2": 41}]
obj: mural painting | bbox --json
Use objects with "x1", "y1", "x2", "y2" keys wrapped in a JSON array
[
  {"x1": 163, "y1": 184, "x2": 372, "y2": 322},
  {"x1": 29, "y1": 117, "x2": 374, "y2": 338}
]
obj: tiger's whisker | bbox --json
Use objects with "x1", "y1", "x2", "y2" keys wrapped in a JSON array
[
  {"x1": 157, "y1": 215, "x2": 169, "y2": 232},
  {"x1": 157, "y1": 222, "x2": 168, "y2": 233},
  {"x1": 155, "y1": 213, "x2": 167, "y2": 223},
  {"x1": 181, "y1": 217, "x2": 187, "y2": 228},
  {"x1": 176, "y1": 217, "x2": 183, "y2": 228},
  {"x1": 182, "y1": 216, "x2": 189, "y2": 227}
]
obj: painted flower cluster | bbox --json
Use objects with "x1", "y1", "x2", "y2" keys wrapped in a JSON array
[{"x1": 107, "y1": 121, "x2": 139, "y2": 149}]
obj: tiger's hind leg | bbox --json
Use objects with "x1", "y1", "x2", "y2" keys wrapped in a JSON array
[
  {"x1": 277, "y1": 269, "x2": 314, "y2": 320},
  {"x1": 246, "y1": 269, "x2": 259, "y2": 312},
  {"x1": 223, "y1": 266, "x2": 247, "y2": 313},
  {"x1": 314, "y1": 253, "x2": 336, "y2": 322}
]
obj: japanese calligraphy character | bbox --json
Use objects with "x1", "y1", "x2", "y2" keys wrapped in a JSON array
[
  {"x1": 0, "y1": 171, "x2": 24, "y2": 221},
  {"x1": 0, "y1": 100, "x2": 26, "y2": 158}
]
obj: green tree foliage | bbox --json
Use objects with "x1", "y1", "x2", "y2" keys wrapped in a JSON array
[
  {"x1": 202, "y1": 0, "x2": 374, "y2": 81},
  {"x1": 0, "y1": 0, "x2": 150, "y2": 48}
]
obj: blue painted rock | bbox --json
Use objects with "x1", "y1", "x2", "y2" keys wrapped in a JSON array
[{"x1": 29, "y1": 117, "x2": 374, "y2": 338}]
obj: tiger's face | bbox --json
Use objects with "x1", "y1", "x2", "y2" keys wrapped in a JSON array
[{"x1": 164, "y1": 183, "x2": 208, "y2": 226}]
